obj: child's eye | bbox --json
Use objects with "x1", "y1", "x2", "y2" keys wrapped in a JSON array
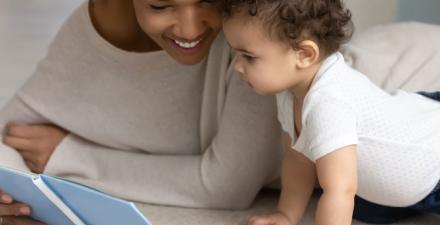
[{"x1": 242, "y1": 54, "x2": 256, "y2": 63}]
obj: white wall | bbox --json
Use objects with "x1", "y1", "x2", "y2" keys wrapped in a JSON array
[
  {"x1": 344, "y1": 0, "x2": 399, "y2": 33},
  {"x1": 0, "y1": 0, "x2": 83, "y2": 105},
  {"x1": 345, "y1": 0, "x2": 440, "y2": 34},
  {"x1": 399, "y1": 0, "x2": 440, "y2": 25}
]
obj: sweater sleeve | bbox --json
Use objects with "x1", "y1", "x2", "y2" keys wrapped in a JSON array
[
  {"x1": 45, "y1": 74, "x2": 283, "y2": 209},
  {"x1": 0, "y1": 96, "x2": 51, "y2": 171}
]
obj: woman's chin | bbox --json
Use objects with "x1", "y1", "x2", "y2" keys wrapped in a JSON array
[{"x1": 172, "y1": 54, "x2": 207, "y2": 65}]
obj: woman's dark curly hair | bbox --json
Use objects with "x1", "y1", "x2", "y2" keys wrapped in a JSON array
[{"x1": 222, "y1": 0, "x2": 353, "y2": 57}]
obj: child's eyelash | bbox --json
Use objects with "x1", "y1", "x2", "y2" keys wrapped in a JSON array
[{"x1": 242, "y1": 54, "x2": 256, "y2": 62}]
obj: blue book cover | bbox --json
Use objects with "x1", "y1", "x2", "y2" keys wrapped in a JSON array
[{"x1": 0, "y1": 166, "x2": 152, "y2": 225}]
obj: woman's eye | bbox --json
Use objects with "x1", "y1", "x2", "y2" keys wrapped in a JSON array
[
  {"x1": 149, "y1": 5, "x2": 170, "y2": 11},
  {"x1": 200, "y1": 0, "x2": 218, "y2": 6}
]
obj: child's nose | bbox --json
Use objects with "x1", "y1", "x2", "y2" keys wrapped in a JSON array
[{"x1": 233, "y1": 61, "x2": 245, "y2": 75}]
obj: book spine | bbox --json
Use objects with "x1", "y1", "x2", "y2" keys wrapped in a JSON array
[{"x1": 33, "y1": 177, "x2": 87, "y2": 225}]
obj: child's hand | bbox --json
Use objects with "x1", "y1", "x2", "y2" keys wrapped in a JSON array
[{"x1": 248, "y1": 212, "x2": 293, "y2": 225}]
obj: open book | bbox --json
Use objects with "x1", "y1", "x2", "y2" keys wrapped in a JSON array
[{"x1": 0, "y1": 166, "x2": 152, "y2": 225}]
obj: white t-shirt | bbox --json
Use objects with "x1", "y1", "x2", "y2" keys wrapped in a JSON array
[{"x1": 276, "y1": 52, "x2": 440, "y2": 207}]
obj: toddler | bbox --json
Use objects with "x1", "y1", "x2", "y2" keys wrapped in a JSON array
[{"x1": 221, "y1": 0, "x2": 440, "y2": 224}]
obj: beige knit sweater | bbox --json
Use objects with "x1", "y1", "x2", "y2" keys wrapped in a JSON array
[{"x1": 0, "y1": 2, "x2": 282, "y2": 209}]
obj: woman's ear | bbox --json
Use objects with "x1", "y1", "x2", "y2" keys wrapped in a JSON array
[{"x1": 295, "y1": 40, "x2": 320, "y2": 69}]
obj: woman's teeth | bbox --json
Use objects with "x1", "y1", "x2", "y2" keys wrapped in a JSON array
[{"x1": 174, "y1": 39, "x2": 202, "y2": 49}]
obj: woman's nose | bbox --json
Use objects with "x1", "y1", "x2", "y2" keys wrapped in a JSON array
[{"x1": 174, "y1": 8, "x2": 206, "y2": 40}]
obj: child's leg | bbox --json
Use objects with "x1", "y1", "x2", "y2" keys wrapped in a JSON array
[
  {"x1": 409, "y1": 182, "x2": 440, "y2": 213},
  {"x1": 353, "y1": 196, "x2": 420, "y2": 224},
  {"x1": 354, "y1": 182, "x2": 440, "y2": 224},
  {"x1": 418, "y1": 91, "x2": 440, "y2": 101}
]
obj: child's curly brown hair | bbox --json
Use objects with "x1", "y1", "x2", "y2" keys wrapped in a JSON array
[{"x1": 221, "y1": 0, "x2": 353, "y2": 57}]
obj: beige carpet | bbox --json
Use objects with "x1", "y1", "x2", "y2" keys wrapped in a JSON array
[{"x1": 137, "y1": 191, "x2": 440, "y2": 225}]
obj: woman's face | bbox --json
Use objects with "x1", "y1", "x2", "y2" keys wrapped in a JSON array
[{"x1": 132, "y1": 0, "x2": 222, "y2": 65}]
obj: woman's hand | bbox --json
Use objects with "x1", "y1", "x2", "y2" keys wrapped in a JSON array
[
  {"x1": 3, "y1": 123, "x2": 68, "y2": 173},
  {"x1": 0, "y1": 191, "x2": 46, "y2": 225},
  {"x1": 248, "y1": 212, "x2": 293, "y2": 225}
]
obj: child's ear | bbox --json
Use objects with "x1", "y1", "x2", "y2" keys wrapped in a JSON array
[{"x1": 295, "y1": 40, "x2": 320, "y2": 69}]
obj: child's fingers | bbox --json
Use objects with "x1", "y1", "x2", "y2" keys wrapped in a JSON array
[{"x1": 248, "y1": 215, "x2": 274, "y2": 225}]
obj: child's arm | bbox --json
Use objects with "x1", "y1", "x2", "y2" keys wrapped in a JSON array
[
  {"x1": 315, "y1": 145, "x2": 357, "y2": 225},
  {"x1": 277, "y1": 133, "x2": 317, "y2": 224},
  {"x1": 249, "y1": 132, "x2": 316, "y2": 225}
]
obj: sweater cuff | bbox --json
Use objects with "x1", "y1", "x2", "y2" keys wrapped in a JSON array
[
  {"x1": 44, "y1": 134, "x2": 98, "y2": 179},
  {"x1": 0, "y1": 141, "x2": 30, "y2": 171}
]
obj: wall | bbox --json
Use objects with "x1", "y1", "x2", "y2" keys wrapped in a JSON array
[
  {"x1": 344, "y1": 0, "x2": 399, "y2": 33},
  {"x1": 345, "y1": 0, "x2": 440, "y2": 34},
  {"x1": 399, "y1": 0, "x2": 440, "y2": 25},
  {"x1": 0, "y1": 0, "x2": 83, "y2": 106}
]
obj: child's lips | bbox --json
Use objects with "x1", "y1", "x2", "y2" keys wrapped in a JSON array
[{"x1": 238, "y1": 75, "x2": 253, "y2": 88}]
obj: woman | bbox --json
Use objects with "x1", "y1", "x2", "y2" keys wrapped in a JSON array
[{"x1": 0, "y1": 0, "x2": 282, "y2": 224}]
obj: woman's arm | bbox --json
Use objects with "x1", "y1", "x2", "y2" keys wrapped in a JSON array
[
  {"x1": 37, "y1": 74, "x2": 283, "y2": 209},
  {"x1": 2, "y1": 73, "x2": 281, "y2": 210},
  {"x1": 0, "y1": 96, "x2": 51, "y2": 171},
  {"x1": 315, "y1": 145, "x2": 357, "y2": 225}
]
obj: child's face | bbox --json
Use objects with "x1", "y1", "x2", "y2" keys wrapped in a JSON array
[{"x1": 223, "y1": 12, "x2": 301, "y2": 95}]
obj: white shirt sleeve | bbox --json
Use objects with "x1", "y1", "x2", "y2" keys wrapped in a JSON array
[{"x1": 302, "y1": 97, "x2": 358, "y2": 161}]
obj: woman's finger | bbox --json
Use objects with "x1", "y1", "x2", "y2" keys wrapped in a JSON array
[
  {"x1": 24, "y1": 161, "x2": 38, "y2": 173},
  {"x1": 17, "y1": 150, "x2": 37, "y2": 162},
  {"x1": 0, "y1": 192, "x2": 13, "y2": 204},
  {"x1": 0, "y1": 203, "x2": 31, "y2": 217},
  {"x1": 5, "y1": 124, "x2": 46, "y2": 139},
  {"x1": 24, "y1": 161, "x2": 43, "y2": 174},
  {"x1": 2, "y1": 216, "x2": 46, "y2": 225},
  {"x1": 3, "y1": 136, "x2": 35, "y2": 152}
]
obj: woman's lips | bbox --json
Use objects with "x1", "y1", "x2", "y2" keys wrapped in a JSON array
[
  {"x1": 172, "y1": 38, "x2": 205, "y2": 54},
  {"x1": 168, "y1": 33, "x2": 209, "y2": 54},
  {"x1": 173, "y1": 38, "x2": 202, "y2": 48}
]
